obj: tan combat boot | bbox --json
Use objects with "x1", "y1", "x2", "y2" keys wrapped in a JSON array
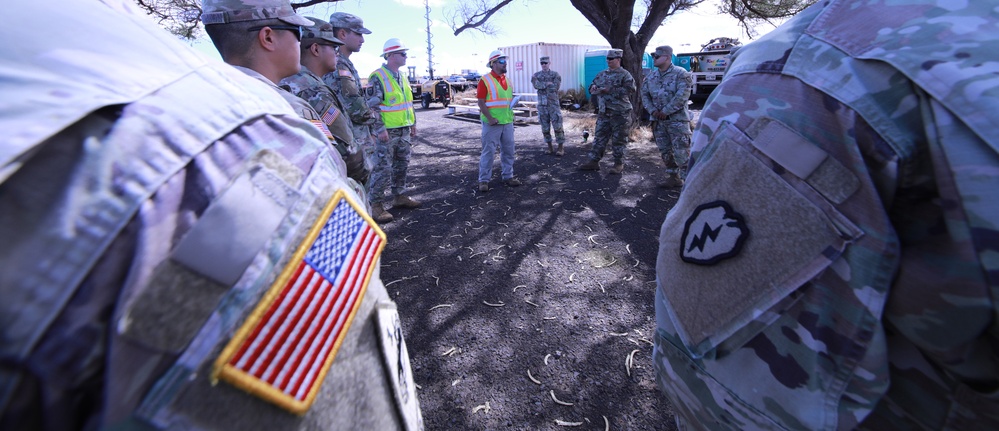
[
  {"x1": 393, "y1": 194, "x2": 421, "y2": 209},
  {"x1": 555, "y1": 143, "x2": 564, "y2": 156},
  {"x1": 609, "y1": 162, "x2": 624, "y2": 175},
  {"x1": 370, "y1": 204, "x2": 394, "y2": 223},
  {"x1": 546, "y1": 142, "x2": 555, "y2": 154},
  {"x1": 577, "y1": 159, "x2": 600, "y2": 171}
]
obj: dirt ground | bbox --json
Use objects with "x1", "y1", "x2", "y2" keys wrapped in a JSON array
[{"x1": 380, "y1": 103, "x2": 694, "y2": 431}]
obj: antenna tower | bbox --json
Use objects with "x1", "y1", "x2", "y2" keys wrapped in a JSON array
[{"x1": 424, "y1": 0, "x2": 435, "y2": 79}]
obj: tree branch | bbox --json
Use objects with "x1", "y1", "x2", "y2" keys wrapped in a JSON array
[{"x1": 452, "y1": 0, "x2": 516, "y2": 36}]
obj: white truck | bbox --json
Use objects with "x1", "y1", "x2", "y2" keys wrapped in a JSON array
[{"x1": 674, "y1": 37, "x2": 742, "y2": 99}]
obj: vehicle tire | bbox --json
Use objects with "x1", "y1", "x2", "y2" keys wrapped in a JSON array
[
  {"x1": 421, "y1": 94, "x2": 431, "y2": 109},
  {"x1": 442, "y1": 100, "x2": 449, "y2": 108}
]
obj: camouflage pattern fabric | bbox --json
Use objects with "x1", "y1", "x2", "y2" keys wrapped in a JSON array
[
  {"x1": 531, "y1": 69, "x2": 564, "y2": 144},
  {"x1": 653, "y1": 0, "x2": 999, "y2": 430},
  {"x1": 2, "y1": 1, "x2": 418, "y2": 429},
  {"x1": 324, "y1": 54, "x2": 378, "y2": 173},
  {"x1": 586, "y1": 67, "x2": 634, "y2": 163},
  {"x1": 589, "y1": 67, "x2": 635, "y2": 115},
  {"x1": 369, "y1": 127, "x2": 413, "y2": 204},
  {"x1": 642, "y1": 64, "x2": 692, "y2": 179},
  {"x1": 280, "y1": 68, "x2": 370, "y2": 186}
]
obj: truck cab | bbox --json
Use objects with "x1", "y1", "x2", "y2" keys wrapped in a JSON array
[{"x1": 674, "y1": 37, "x2": 742, "y2": 100}]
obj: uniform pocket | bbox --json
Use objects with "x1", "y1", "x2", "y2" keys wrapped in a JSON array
[{"x1": 657, "y1": 120, "x2": 862, "y2": 358}]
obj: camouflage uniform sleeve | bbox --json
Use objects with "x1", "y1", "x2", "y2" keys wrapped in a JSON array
[
  {"x1": 553, "y1": 72, "x2": 561, "y2": 91},
  {"x1": 663, "y1": 69, "x2": 692, "y2": 115},
  {"x1": 366, "y1": 73, "x2": 386, "y2": 134},
  {"x1": 531, "y1": 72, "x2": 543, "y2": 90},
  {"x1": 640, "y1": 72, "x2": 657, "y2": 113}
]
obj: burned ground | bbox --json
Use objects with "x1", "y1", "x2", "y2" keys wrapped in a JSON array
[{"x1": 381, "y1": 105, "x2": 690, "y2": 430}]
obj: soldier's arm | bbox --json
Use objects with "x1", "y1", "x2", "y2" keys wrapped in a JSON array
[
  {"x1": 554, "y1": 72, "x2": 561, "y2": 91},
  {"x1": 640, "y1": 76, "x2": 656, "y2": 113},
  {"x1": 531, "y1": 73, "x2": 544, "y2": 90},
  {"x1": 366, "y1": 74, "x2": 387, "y2": 136},
  {"x1": 663, "y1": 71, "x2": 692, "y2": 115}
]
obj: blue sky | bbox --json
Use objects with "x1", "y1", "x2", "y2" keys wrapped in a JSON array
[{"x1": 190, "y1": 0, "x2": 781, "y2": 77}]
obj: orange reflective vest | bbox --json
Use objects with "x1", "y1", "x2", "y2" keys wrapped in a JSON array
[{"x1": 480, "y1": 73, "x2": 513, "y2": 124}]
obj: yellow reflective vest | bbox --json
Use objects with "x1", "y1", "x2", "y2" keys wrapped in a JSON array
[
  {"x1": 480, "y1": 73, "x2": 513, "y2": 124},
  {"x1": 369, "y1": 66, "x2": 415, "y2": 128}
]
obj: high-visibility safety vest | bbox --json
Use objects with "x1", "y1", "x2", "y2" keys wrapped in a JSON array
[
  {"x1": 369, "y1": 66, "x2": 415, "y2": 128},
  {"x1": 480, "y1": 73, "x2": 513, "y2": 124}
]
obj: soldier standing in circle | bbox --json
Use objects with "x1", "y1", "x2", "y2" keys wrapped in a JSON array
[
  {"x1": 325, "y1": 12, "x2": 379, "y2": 195},
  {"x1": 641, "y1": 45, "x2": 692, "y2": 189},
  {"x1": 1, "y1": 0, "x2": 422, "y2": 429},
  {"x1": 367, "y1": 38, "x2": 421, "y2": 223},
  {"x1": 476, "y1": 49, "x2": 522, "y2": 192},
  {"x1": 653, "y1": 0, "x2": 999, "y2": 429},
  {"x1": 578, "y1": 48, "x2": 635, "y2": 175},
  {"x1": 531, "y1": 56, "x2": 566, "y2": 156},
  {"x1": 280, "y1": 18, "x2": 370, "y2": 188}
]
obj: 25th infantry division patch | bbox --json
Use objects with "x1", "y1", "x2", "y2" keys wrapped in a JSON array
[{"x1": 213, "y1": 190, "x2": 386, "y2": 415}]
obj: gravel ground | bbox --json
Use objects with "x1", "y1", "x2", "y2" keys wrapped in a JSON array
[{"x1": 379, "y1": 103, "x2": 696, "y2": 431}]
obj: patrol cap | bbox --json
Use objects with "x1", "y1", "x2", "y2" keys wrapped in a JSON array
[
  {"x1": 606, "y1": 49, "x2": 623, "y2": 59},
  {"x1": 540, "y1": 56, "x2": 550, "y2": 63},
  {"x1": 201, "y1": 0, "x2": 313, "y2": 26},
  {"x1": 653, "y1": 45, "x2": 673, "y2": 58},
  {"x1": 302, "y1": 17, "x2": 343, "y2": 45},
  {"x1": 329, "y1": 12, "x2": 372, "y2": 34}
]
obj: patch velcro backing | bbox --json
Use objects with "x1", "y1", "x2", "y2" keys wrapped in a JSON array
[{"x1": 212, "y1": 190, "x2": 386, "y2": 415}]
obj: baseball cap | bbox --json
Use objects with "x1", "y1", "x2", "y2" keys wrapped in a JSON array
[
  {"x1": 200, "y1": 0, "x2": 313, "y2": 26},
  {"x1": 329, "y1": 12, "x2": 372, "y2": 34}
]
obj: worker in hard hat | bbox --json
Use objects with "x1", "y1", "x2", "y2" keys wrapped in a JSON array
[
  {"x1": 366, "y1": 37, "x2": 421, "y2": 223},
  {"x1": 476, "y1": 49, "x2": 522, "y2": 192}
]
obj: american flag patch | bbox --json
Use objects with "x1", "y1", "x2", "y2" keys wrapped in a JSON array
[
  {"x1": 339, "y1": 69, "x2": 352, "y2": 77},
  {"x1": 213, "y1": 190, "x2": 386, "y2": 415},
  {"x1": 321, "y1": 105, "x2": 341, "y2": 125},
  {"x1": 309, "y1": 119, "x2": 334, "y2": 141}
]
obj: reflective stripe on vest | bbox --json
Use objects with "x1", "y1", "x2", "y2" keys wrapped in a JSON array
[
  {"x1": 480, "y1": 73, "x2": 513, "y2": 124},
  {"x1": 370, "y1": 67, "x2": 414, "y2": 128}
]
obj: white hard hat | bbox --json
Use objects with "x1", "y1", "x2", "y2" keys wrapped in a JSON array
[
  {"x1": 487, "y1": 49, "x2": 506, "y2": 66},
  {"x1": 383, "y1": 38, "x2": 408, "y2": 57}
]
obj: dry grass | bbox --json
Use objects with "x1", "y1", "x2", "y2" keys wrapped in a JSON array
[{"x1": 563, "y1": 112, "x2": 652, "y2": 143}]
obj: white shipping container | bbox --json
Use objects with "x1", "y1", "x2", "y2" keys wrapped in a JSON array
[{"x1": 496, "y1": 42, "x2": 609, "y2": 100}]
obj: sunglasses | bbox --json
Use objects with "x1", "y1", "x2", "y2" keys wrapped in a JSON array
[
  {"x1": 248, "y1": 25, "x2": 303, "y2": 41},
  {"x1": 606, "y1": 57, "x2": 619, "y2": 61},
  {"x1": 540, "y1": 62, "x2": 549, "y2": 65},
  {"x1": 394, "y1": 52, "x2": 408, "y2": 58},
  {"x1": 496, "y1": 59, "x2": 507, "y2": 64},
  {"x1": 651, "y1": 53, "x2": 661, "y2": 59}
]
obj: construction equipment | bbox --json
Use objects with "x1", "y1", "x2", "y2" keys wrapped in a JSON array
[
  {"x1": 411, "y1": 79, "x2": 452, "y2": 108},
  {"x1": 674, "y1": 37, "x2": 742, "y2": 99}
]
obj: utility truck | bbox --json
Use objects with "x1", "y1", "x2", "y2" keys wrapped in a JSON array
[{"x1": 673, "y1": 37, "x2": 742, "y2": 99}]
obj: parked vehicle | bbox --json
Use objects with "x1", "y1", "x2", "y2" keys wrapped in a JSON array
[
  {"x1": 446, "y1": 75, "x2": 471, "y2": 92},
  {"x1": 673, "y1": 37, "x2": 742, "y2": 99}
]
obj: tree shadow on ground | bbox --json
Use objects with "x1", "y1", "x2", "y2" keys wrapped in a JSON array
[{"x1": 381, "y1": 109, "x2": 680, "y2": 430}]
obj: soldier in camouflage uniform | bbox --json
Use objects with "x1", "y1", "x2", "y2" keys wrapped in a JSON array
[
  {"x1": 653, "y1": 0, "x2": 999, "y2": 430},
  {"x1": 1, "y1": 0, "x2": 423, "y2": 429},
  {"x1": 324, "y1": 12, "x2": 379, "y2": 191},
  {"x1": 279, "y1": 18, "x2": 370, "y2": 187},
  {"x1": 641, "y1": 45, "x2": 692, "y2": 189},
  {"x1": 366, "y1": 38, "x2": 421, "y2": 223},
  {"x1": 531, "y1": 56, "x2": 565, "y2": 156},
  {"x1": 578, "y1": 49, "x2": 635, "y2": 175}
]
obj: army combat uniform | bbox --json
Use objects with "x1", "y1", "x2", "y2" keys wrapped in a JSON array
[
  {"x1": 654, "y1": 0, "x2": 999, "y2": 430},
  {"x1": 584, "y1": 59, "x2": 635, "y2": 169},
  {"x1": 641, "y1": 62, "x2": 692, "y2": 182},
  {"x1": 531, "y1": 63, "x2": 565, "y2": 153},
  {"x1": 0, "y1": 0, "x2": 422, "y2": 430},
  {"x1": 366, "y1": 67, "x2": 416, "y2": 208},
  {"x1": 281, "y1": 67, "x2": 371, "y2": 187},
  {"x1": 324, "y1": 54, "x2": 378, "y2": 175}
]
